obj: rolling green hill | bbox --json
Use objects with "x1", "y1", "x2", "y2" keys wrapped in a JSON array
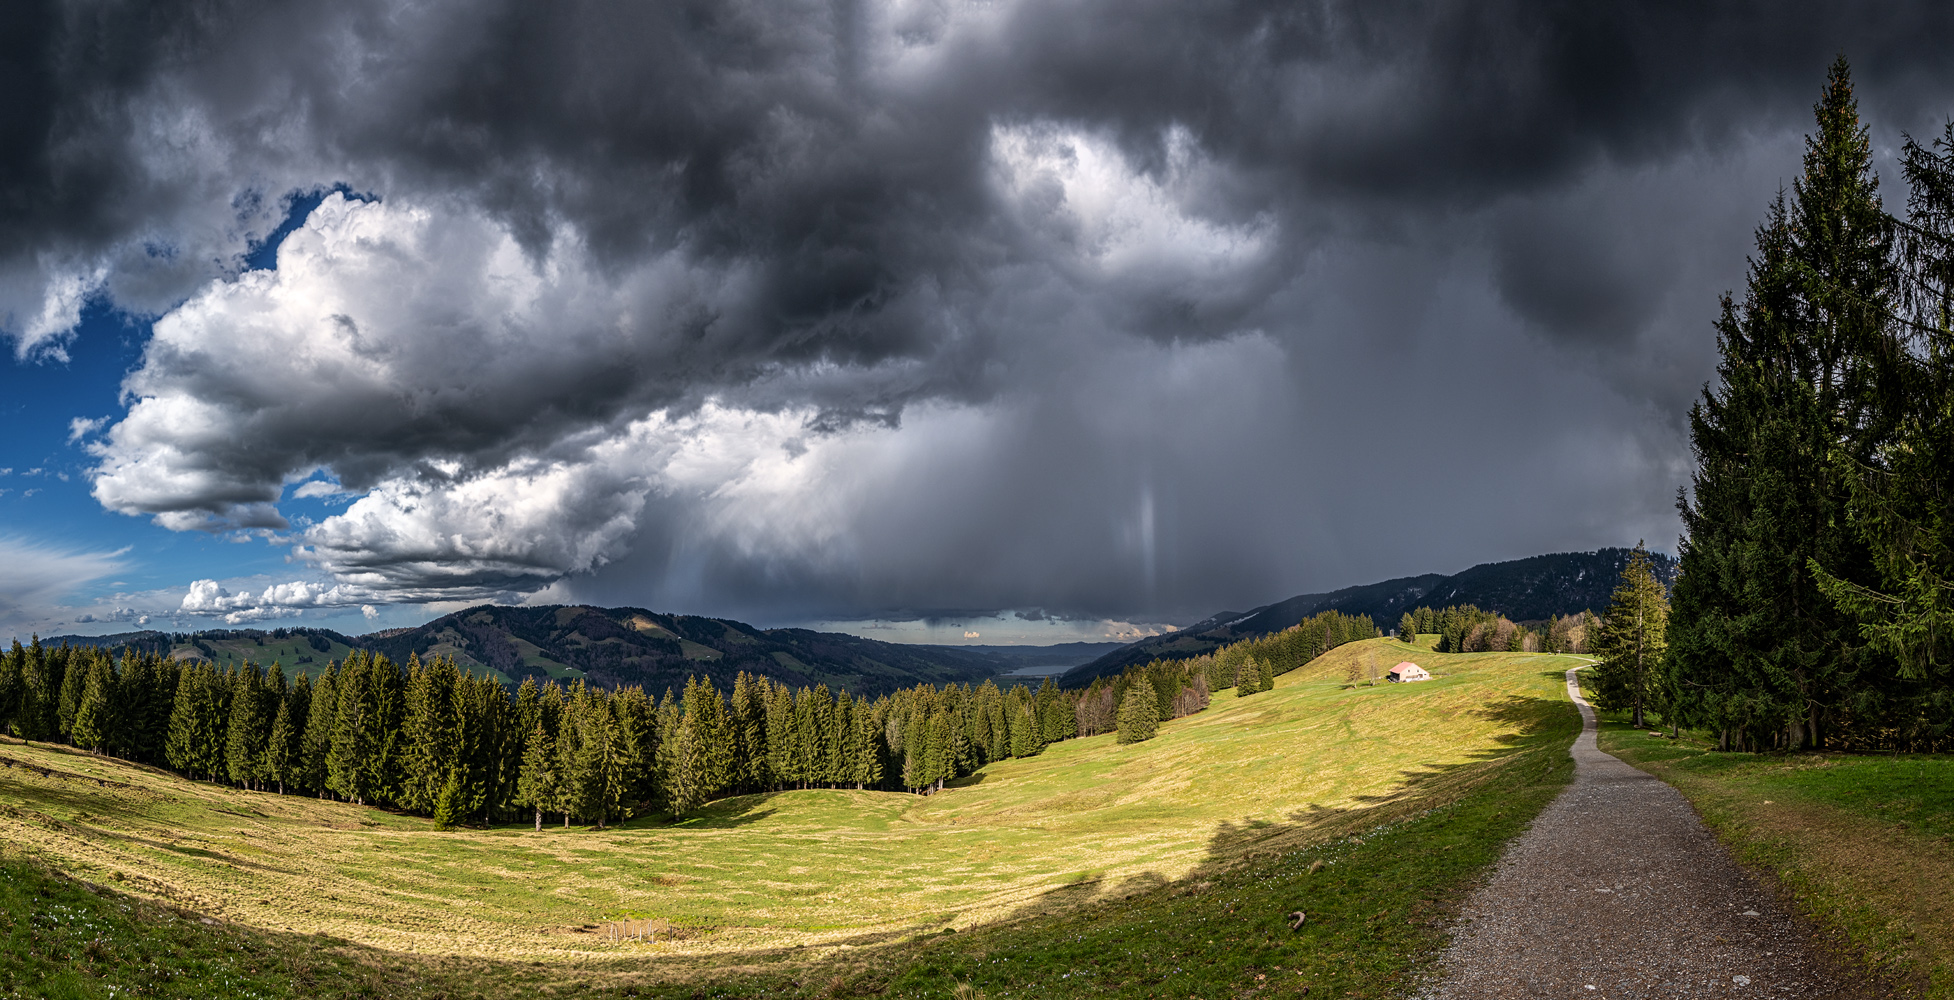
[{"x1": 0, "y1": 638, "x2": 1583, "y2": 998}]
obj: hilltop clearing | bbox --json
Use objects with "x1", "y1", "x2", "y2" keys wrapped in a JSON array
[{"x1": 0, "y1": 638, "x2": 1583, "y2": 997}]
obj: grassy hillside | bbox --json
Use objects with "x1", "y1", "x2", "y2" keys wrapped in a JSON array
[
  {"x1": 1598, "y1": 711, "x2": 1954, "y2": 998},
  {"x1": 162, "y1": 633, "x2": 371, "y2": 681},
  {"x1": 0, "y1": 639, "x2": 1584, "y2": 997}
]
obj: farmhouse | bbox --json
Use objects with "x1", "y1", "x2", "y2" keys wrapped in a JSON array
[{"x1": 1387, "y1": 661, "x2": 1431, "y2": 683}]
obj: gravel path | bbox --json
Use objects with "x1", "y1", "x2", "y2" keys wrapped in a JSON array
[{"x1": 1418, "y1": 668, "x2": 1866, "y2": 999}]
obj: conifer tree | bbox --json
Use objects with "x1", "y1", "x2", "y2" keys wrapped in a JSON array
[
  {"x1": 570, "y1": 687, "x2": 626, "y2": 828},
  {"x1": 1234, "y1": 657, "x2": 1261, "y2": 696},
  {"x1": 829, "y1": 689, "x2": 854, "y2": 788},
  {"x1": 730, "y1": 672, "x2": 766, "y2": 791},
  {"x1": 17, "y1": 638, "x2": 56, "y2": 741},
  {"x1": 1256, "y1": 656, "x2": 1274, "y2": 693},
  {"x1": 1671, "y1": 59, "x2": 1893, "y2": 751},
  {"x1": 664, "y1": 709, "x2": 711, "y2": 816},
  {"x1": 848, "y1": 705, "x2": 882, "y2": 789},
  {"x1": 224, "y1": 664, "x2": 266, "y2": 788},
  {"x1": 70, "y1": 656, "x2": 117, "y2": 754},
  {"x1": 56, "y1": 646, "x2": 87, "y2": 741},
  {"x1": 166, "y1": 663, "x2": 226, "y2": 780},
  {"x1": 517, "y1": 721, "x2": 560, "y2": 830},
  {"x1": 1116, "y1": 677, "x2": 1160, "y2": 744},
  {"x1": 1008, "y1": 703, "x2": 1039, "y2": 757},
  {"x1": 1399, "y1": 612, "x2": 1416, "y2": 642},
  {"x1": 764, "y1": 682, "x2": 796, "y2": 790},
  {"x1": 0, "y1": 641, "x2": 22, "y2": 737},
  {"x1": 400, "y1": 655, "x2": 462, "y2": 814},
  {"x1": 300, "y1": 664, "x2": 338, "y2": 796},
  {"x1": 1807, "y1": 115, "x2": 1954, "y2": 747},
  {"x1": 430, "y1": 771, "x2": 464, "y2": 829},
  {"x1": 328, "y1": 653, "x2": 380, "y2": 804},
  {"x1": 264, "y1": 696, "x2": 298, "y2": 794},
  {"x1": 1591, "y1": 543, "x2": 1671, "y2": 727}
]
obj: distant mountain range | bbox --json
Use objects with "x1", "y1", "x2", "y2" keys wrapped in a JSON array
[
  {"x1": 33, "y1": 548, "x2": 1668, "y2": 694},
  {"x1": 1061, "y1": 548, "x2": 1675, "y2": 684},
  {"x1": 32, "y1": 607, "x2": 1122, "y2": 697}
]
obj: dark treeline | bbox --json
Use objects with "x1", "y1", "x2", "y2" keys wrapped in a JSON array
[
  {"x1": 1670, "y1": 60, "x2": 1954, "y2": 753},
  {"x1": 0, "y1": 639, "x2": 1211, "y2": 826}
]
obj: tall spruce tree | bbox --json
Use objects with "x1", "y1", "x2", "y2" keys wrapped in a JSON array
[
  {"x1": 664, "y1": 709, "x2": 711, "y2": 816},
  {"x1": 1808, "y1": 119, "x2": 1954, "y2": 749},
  {"x1": 69, "y1": 655, "x2": 117, "y2": 754},
  {"x1": 56, "y1": 646, "x2": 87, "y2": 741},
  {"x1": 224, "y1": 664, "x2": 265, "y2": 788},
  {"x1": 1590, "y1": 543, "x2": 1671, "y2": 727},
  {"x1": 264, "y1": 696, "x2": 298, "y2": 794},
  {"x1": 300, "y1": 663, "x2": 338, "y2": 796},
  {"x1": 1116, "y1": 678, "x2": 1160, "y2": 744},
  {"x1": 517, "y1": 721, "x2": 560, "y2": 830},
  {"x1": 1671, "y1": 59, "x2": 1895, "y2": 751}
]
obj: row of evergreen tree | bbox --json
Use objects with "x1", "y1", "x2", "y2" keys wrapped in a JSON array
[
  {"x1": 1165, "y1": 610, "x2": 1378, "y2": 694},
  {"x1": 1392, "y1": 605, "x2": 1597, "y2": 655},
  {"x1": 0, "y1": 638, "x2": 1226, "y2": 825},
  {"x1": 1669, "y1": 59, "x2": 1954, "y2": 752}
]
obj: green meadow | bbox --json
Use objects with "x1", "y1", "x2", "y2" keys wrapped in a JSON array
[
  {"x1": 0, "y1": 639, "x2": 1585, "y2": 997},
  {"x1": 160, "y1": 634, "x2": 369, "y2": 681}
]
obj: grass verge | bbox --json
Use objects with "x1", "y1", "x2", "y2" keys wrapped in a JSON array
[{"x1": 1597, "y1": 714, "x2": 1954, "y2": 999}]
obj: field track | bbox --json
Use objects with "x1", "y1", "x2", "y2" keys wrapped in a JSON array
[{"x1": 1422, "y1": 669, "x2": 1869, "y2": 999}]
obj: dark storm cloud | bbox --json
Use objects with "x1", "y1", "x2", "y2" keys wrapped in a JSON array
[
  {"x1": 9, "y1": 0, "x2": 1954, "y2": 619},
  {"x1": 12, "y1": 1, "x2": 1954, "y2": 348}
]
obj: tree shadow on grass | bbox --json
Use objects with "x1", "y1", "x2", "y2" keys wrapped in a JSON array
[{"x1": 647, "y1": 791, "x2": 787, "y2": 830}]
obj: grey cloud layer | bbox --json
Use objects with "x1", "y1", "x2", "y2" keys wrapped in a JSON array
[{"x1": 9, "y1": 0, "x2": 1954, "y2": 620}]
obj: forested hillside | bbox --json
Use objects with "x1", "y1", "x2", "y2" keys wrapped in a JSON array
[
  {"x1": 39, "y1": 606, "x2": 1065, "y2": 699},
  {"x1": 359, "y1": 604, "x2": 1027, "y2": 695},
  {"x1": 1071, "y1": 548, "x2": 1668, "y2": 680}
]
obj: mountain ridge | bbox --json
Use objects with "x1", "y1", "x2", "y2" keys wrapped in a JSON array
[
  {"x1": 26, "y1": 608, "x2": 1111, "y2": 698},
  {"x1": 1062, "y1": 547, "x2": 1675, "y2": 683}
]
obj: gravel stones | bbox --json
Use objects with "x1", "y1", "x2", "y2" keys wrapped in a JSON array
[{"x1": 1417, "y1": 669, "x2": 1872, "y2": 999}]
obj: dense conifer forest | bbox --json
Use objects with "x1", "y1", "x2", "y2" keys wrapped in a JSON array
[
  {"x1": 1666, "y1": 59, "x2": 1954, "y2": 753},
  {"x1": 0, "y1": 611, "x2": 1373, "y2": 826}
]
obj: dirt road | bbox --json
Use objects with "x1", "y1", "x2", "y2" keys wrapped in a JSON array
[{"x1": 1418, "y1": 668, "x2": 1867, "y2": 998}]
